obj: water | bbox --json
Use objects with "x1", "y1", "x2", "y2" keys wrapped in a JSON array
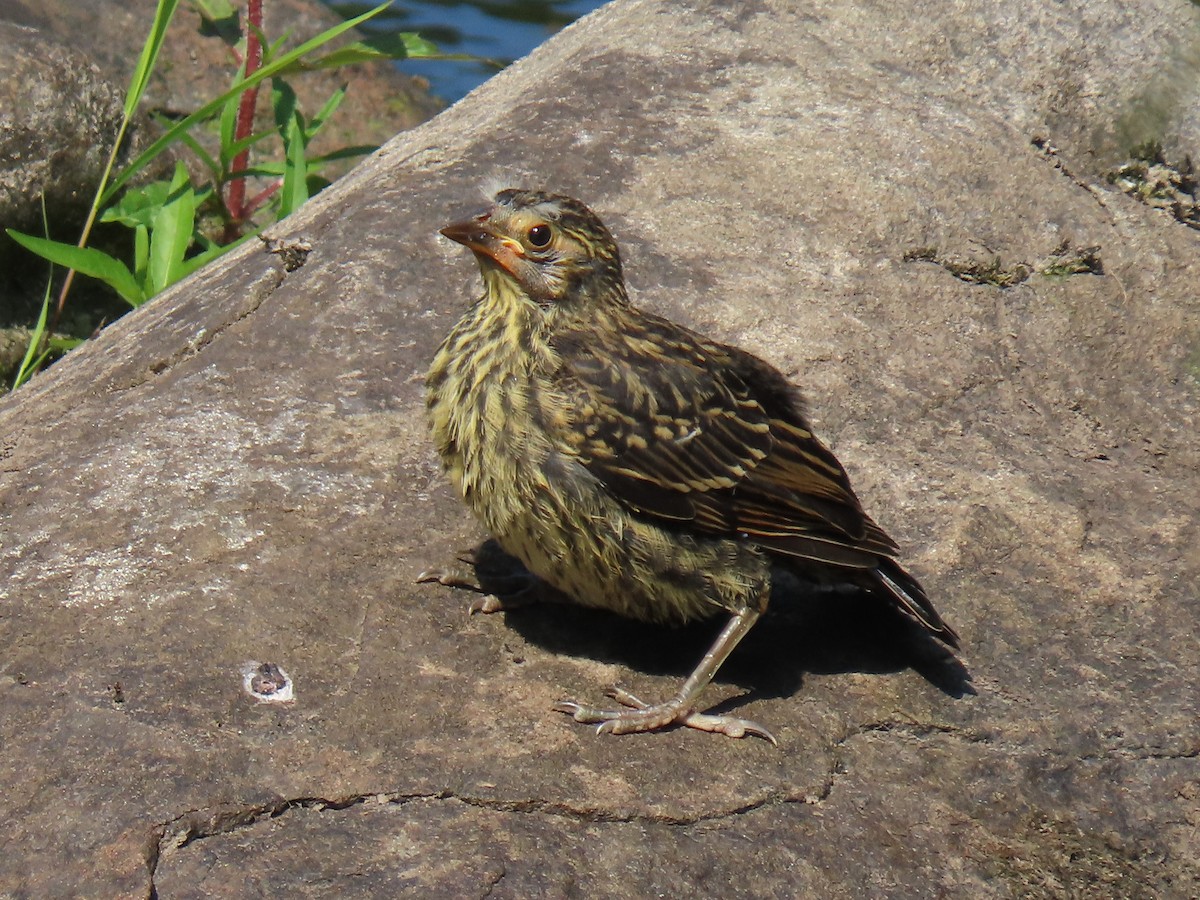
[{"x1": 328, "y1": 1, "x2": 608, "y2": 104}]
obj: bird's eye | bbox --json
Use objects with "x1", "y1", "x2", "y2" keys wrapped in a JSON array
[{"x1": 527, "y1": 224, "x2": 552, "y2": 248}]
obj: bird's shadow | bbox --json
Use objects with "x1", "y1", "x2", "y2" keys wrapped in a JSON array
[{"x1": 459, "y1": 540, "x2": 974, "y2": 710}]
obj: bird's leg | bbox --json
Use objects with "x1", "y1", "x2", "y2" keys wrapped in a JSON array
[{"x1": 554, "y1": 606, "x2": 777, "y2": 744}]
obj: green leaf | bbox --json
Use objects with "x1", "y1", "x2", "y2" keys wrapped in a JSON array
[
  {"x1": 146, "y1": 162, "x2": 197, "y2": 295},
  {"x1": 272, "y1": 78, "x2": 299, "y2": 136},
  {"x1": 231, "y1": 162, "x2": 286, "y2": 179},
  {"x1": 301, "y1": 32, "x2": 442, "y2": 71},
  {"x1": 134, "y1": 224, "x2": 150, "y2": 284},
  {"x1": 12, "y1": 270, "x2": 53, "y2": 390},
  {"x1": 12, "y1": 349, "x2": 51, "y2": 389},
  {"x1": 192, "y1": 0, "x2": 241, "y2": 45},
  {"x1": 161, "y1": 113, "x2": 221, "y2": 178},
  {"x1": 101, "y1": 178, "x2": 216, "y2": 229},
  {"x1": 263, "y1": 31, "x2": 292, "y2": 64},
  {"x1": 309, "y1": 145, "x2": 378, "y2": 167},
  {"x1": 191, "y1": 0, "x2": 236, "y2": 20},
  {"x1": 104, "y1": 1, "x2": 393, "y2": 205},
  {"x1": 218, "y1": 71, "x2": 248, "y2": 170},
  {"x1": 279, "y1": 114, "x2": 309, "y2": 217},
  {"x1": 223, "y1": 126, "x2": 278, "y2": 165},
  {"x1": 397, "y1": 32, "x2": 441, "y2": 58},
  {"x1": 100, "y1": 180, "x2": 174, "y2": 228},
  {"x1": 256, "y1": 26, "x2": 298, "y2": 70},
  {"x1": 7, "y1": 230, "x2": 145, "y2": 307}
]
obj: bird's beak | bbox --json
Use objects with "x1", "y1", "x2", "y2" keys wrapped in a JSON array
[{"x1": 440, "y1": 216, "x2": 526, "y2": 276}]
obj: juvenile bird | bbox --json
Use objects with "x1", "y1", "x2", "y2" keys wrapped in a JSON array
[{"x1": 425, "y1": 189, "x2": 959, "y2": 742}]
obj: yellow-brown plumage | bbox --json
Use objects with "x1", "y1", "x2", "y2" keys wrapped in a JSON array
[{"x1": 426, "y1": 189, "x2": 958, "y2": 741}]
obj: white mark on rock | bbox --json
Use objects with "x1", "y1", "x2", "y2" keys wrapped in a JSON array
[{"x1": 242, "y1": 661, "x2": 294, "y2": 703}]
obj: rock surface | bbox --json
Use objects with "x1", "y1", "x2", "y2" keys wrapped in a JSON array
[
  {"x1": 0, "y1": 20, "x2": 125, "y2": 237},
  {"x1": 1, "y1": 0, "x2": 1198, "y2": 896}
]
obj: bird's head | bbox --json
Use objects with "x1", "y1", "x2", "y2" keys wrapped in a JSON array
[{"x1": 440, "y1": 189, "x2": 626, "y2": 308}]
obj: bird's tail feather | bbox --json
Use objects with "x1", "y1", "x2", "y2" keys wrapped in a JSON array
[{"x1": 875, "y1": 559, "x2": 960, "y2": 649}]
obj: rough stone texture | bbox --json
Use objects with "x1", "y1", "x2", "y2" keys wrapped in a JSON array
[
  {"x1": 1, "y1": 0, "x2": 1199, "y2": 896},
  {"x1": 0, "y1": 20, "x2": 125, "y2": 237}
]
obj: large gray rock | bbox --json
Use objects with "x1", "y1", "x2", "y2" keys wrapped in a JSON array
[{"x1": 1, "y1": 0, "x2": 1198, "y2": 895}]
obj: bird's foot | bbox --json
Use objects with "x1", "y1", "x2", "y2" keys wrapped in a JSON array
[
  {"x1": 417, "y1": 555, "x2": 540, "y2": 615},
  {"x1": 554, "y1": 687, "x2": 777, "y2": 744},
  {"x1": 416, "y1": 545, "x2": 493, "y2": 592}
]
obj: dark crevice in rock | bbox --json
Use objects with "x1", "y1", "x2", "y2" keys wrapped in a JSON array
[
  {"x1": 450, "y1": 789, "x2": 794, "y2": 826},
  {"x1": 851, "y1": 718, "x2": 997, "y2": 744},
  {"x1": 1030, "y1": 134, "x2": 1114, "y2": 211},
  {"x1": 105, "y1": 221, "x2": 325, "y2": 396},
  {"x1": 1079, "y1": 745, "x2": 1200, "y2": 762},
  {"x1": 147, "y1": 783, "x2": 810, "y2": 872},
  {"x1": 843, "y1": 716, "x2": 1198, "y2": 764}
]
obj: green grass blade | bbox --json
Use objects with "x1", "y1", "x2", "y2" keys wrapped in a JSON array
[
  {"x1": 125, "y1": 0, "x2": 182, "y2": 119},
  {"x1": 291, "y1": 32, "x2": 442, "y2": 71},
  {"x1": 303, "y1": 144, "x2": 377, "y2": 167},
  {"x1": 279, "y1": 114, "x2": 309, "y2": 217},
  {"x1": 272, "y1": 78, "x2": 299, "y2": 135},
  {"x1": 12, "y1": 275, "x2": 53, "y2": 390},
  {"x1": 56, "y1": 0, "x2": 182, "y2": 313},
  {"x1": 159, "y1": 112, "x2": 222, "y2": 178},
  {"x1": 218, "y1": 77, "x2": 243, "y2": 169},
  {"x1": 223, "y1": 126, "x2": 278, "y2": 165},
  {"x1": 307, "y1": 86, "x2": 347, "y2": 138}
]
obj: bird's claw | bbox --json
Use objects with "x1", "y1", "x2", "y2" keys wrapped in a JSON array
[
  {"x1": 468, "y1": 594, "x2": 507, "y2": 615},
  {"x1": 554, "y1": 690, "x2": 777, "y2": 744},
  {"x1": 415, "y1": 567, "x2": 484, "y2": 592}
]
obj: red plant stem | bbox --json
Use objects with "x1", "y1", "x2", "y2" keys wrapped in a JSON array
[
  {"x1": 223, "y1": 0, "x2": 264, "y2": 241},
  {"x1": 243, "y1": 181, "x2": 282, "y2": 219}
]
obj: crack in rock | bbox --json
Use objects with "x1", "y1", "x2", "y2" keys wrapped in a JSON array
[
  {"x1": 106, "y1": 267, "x2": 286, "y2": 397},
  {"x1": 144, "y1": 726, "x2": 1194, "y2": 892},
  {"x1": 148, "y1": 785, "x2": 810, "y2": 872},
  {"x1": 104, "y1": 228, "x2": 317, "y2": 398},
  {"x1": 1030, "y1": 134, "x2": 1113, "y2": 211}
]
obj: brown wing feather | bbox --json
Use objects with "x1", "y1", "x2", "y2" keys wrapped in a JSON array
[{"x1": 552, "y1": 308, "x2": 889, "y2": 566}]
